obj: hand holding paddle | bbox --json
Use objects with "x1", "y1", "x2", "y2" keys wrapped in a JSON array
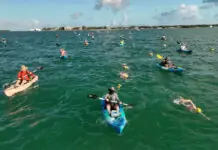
[{"x1": 88, "y1": 94, "x2": 133, "y2": 109}]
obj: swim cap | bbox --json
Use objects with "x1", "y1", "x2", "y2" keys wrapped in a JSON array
[
  {"x1": 117, "y1": 84, "x2": 121, "y2": 89},
  {"x1": 123, "y1": 73, "x2": 128, "y2": 78},
  {"x1": 196, "y1": 107, "x2": 202, "y2": 113}
]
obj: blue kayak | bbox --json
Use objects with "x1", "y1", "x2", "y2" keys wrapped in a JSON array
[
  {"x1": 60, "y1": 55, "x2": 68, "y2": 59},
  {"x1": 156, "y1": 63, "x2": 185, "y2": 72},
  {"x1": 177, "y1": 49, "x2": 192, "y2": 54},
  {"x1": 101, "y1": 97, "x2": 127, "y2": 134}
]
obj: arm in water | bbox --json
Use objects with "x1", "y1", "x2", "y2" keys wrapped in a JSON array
[{"x1": 179, "y1": 98, "x2": 197, "y2": 109}]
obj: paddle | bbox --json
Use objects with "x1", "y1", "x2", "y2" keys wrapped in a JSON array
[
  {"x1": 88, "y1": 94, "x2": 133, "y2": 109},
  {"x1": 177, "y1": 41, "x2": 181, "y2": 45},
  {"x1": 2, "y1": 66, "x2": 44, "y2": 90},
  {"x1": 156, "y1": 54, "x2": 164, "y2": 60}
]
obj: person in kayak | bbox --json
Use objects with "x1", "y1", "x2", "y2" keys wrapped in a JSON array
[
  {"x1": 160, "y1": 57, "x2": 177, "y2": 68},
  {"x1": 180, "y1": 44, "x2": 187, "y2": 50},
  {"x1": 105, "y1": 87, "x2": 122, "y2": 115},
  {"x1": 161, "y1": 36, "x2": 166, "y2": 41},
  {"x1": 15, "y1": 65, "x2": 36, "y2": 86},
  {"x1": 159, "y1": 57, "x2": 169, "y2": 67},
  {"x1": 60, "y1": 48, "x2": 67, "y2": 57}
]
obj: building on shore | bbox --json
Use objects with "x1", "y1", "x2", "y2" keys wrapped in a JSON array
[{"x1": 29, "y1": 28, "x2": 42, "y2": 31}]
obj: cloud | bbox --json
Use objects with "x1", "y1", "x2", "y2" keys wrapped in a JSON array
[
  {"x1": 154, "y1": 4, "x2": 201, "y2": 25},
  {"x1": 70, "y1": 12, "x2": 83, "y2": 19},
  {"x1": 215, "y1": 13, "x2": 218, "y2": 19},
  {"x1": 94, "y1": 0, "x2": 129, "y2": 12}
]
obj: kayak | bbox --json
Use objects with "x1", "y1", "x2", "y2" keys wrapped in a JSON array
[
  {"x1": 101, "y1": 97, "x2": 127, "y2": 134},
  {"x1": 60, "y1": 55, "x2": 68, "y2": 59},
  {"x1": 177, "y1": 49, "x2": 192, "y2": 54},
  {"x1": 4, "y1": 76, "x2": 38, "y2": 97},
  {"x1": 156, "y1": 63, "x2": 185, "y2": 72}
]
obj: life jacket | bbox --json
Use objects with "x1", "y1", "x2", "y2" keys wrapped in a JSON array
[
  {"x1": 107, "y1": 94, "x2": 119, "y2": 104},
  {"x1": 18, "y1": 71, "x2": 34, "y2": 81}
]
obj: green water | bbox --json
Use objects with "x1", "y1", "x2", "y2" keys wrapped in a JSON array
[{"x1": 0, "y1": 28, "x2": 218, "y2": 150}]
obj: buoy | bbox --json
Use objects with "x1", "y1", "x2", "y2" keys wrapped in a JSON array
[
  {"x1": 117, "y1": 84, "x2": 121, "y2": 89},
  {"x1": 196, "y1": 107, "x2": 202, "y2": 113}
]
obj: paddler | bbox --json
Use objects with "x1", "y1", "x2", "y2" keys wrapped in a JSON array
[
  {"x1": 159, "y1": 57, "x2": 176, "y2": 68},
  {"x1": 15, "y1": 65, "x2": 36, "y2": 86},
  {"x1": 180, "y1": 45, "x2": 187, "y2": 50},
  {"x1": 161, "y1": 35, "x2": 166, "y2": 41},
  {"x1": 105, "y1": 87, "x2": 122, "y2": 115}
]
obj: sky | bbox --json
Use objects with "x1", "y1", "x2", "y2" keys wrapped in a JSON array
[{"x1": 0, "y1": 0, "x2": 218, "y2": 30}]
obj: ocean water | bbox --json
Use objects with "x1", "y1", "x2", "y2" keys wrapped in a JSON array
[{"x1": 0, "y1": 28, "x2": 218, "y2": 150}]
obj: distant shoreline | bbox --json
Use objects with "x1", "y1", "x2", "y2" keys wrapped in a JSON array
[
  {"x1": 41, "y1": 24, "x2": 218, "y2": 31},
  {"x1": 0, "y1": 24, "x2": 217, "y2": 32}
]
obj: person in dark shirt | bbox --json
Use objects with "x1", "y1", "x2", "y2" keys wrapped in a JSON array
[{"x1": 159, "y1": 57, "x2": 169, "y2": 67}]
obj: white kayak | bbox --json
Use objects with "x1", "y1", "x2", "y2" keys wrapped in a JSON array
[{"x1": 4, "y1": 76, "x2": 38, "y2": 97}]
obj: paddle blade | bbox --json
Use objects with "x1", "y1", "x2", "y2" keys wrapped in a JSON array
[
  {"x1": 37, "y1": 66, "x2": 44, "y2": 70},
  {"x1": 156, "y1": 54, "x2": 163, "y2": 60},
  {"x1": 88, "y1": 94, "x2": 98, "y2": 99},
  {"x1": 2, "y1": 83, "x2": 10, "y2": 90},
  {"x1": 123, "y1": 103, "x2": 134, "y2": 109}
]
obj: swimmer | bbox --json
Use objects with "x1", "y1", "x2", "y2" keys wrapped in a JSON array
[
  {"x1": 120, "y1": 40, "x2": 124, "y2": 44},
  {"x1": 120, "y1": 72, "x2": 128, "y2": 79},
  {"x1": 174, "y1": 97, "x2": 210, "y2": 120},
  {"x1": 122, "y1": 64, "x2": 129, "y2": 70},
  {"x1": 210, "y1": 48, "x2": 215, "y2": 51},
  {"x1": 84, "y1": 40, "x2": 89, "y2": 46},
  {"x1": 117, "y1": 84, "x2": 121, "y2": 90},
  {"x1": 149, "y1": 52, "x2": 153, "y2": 56}
]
